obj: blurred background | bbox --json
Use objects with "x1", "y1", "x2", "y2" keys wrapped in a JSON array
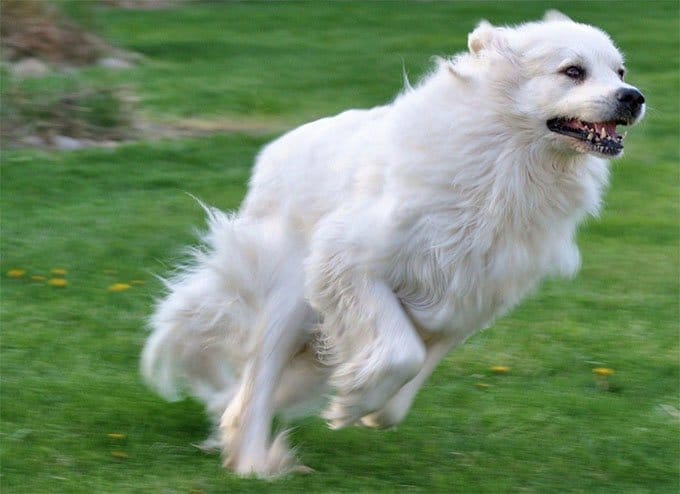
[{"x1": 1, "y1": 1, "x2": 678, "y2": 493}]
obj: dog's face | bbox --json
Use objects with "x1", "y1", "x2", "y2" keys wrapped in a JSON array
[{"x1": 468, "y1": 11, "x2": 645, "y2": 158}]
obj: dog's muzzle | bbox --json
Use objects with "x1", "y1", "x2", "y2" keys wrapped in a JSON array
[{"x1": 615, "y1": 87, "x2": 645, "y2": 122}]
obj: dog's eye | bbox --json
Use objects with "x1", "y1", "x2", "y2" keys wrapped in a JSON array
[
  {"x1": 617, "y1": 68, "x2": 626, "y2": 80},
  {"x1": 563, "y1": 66, "x2": 586, "y2": 81}
]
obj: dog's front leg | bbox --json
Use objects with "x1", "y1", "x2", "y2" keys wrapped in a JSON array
[
  {"x1": 359, "y1": 336, "x2": 456, "y2": 429},
  {"x1": 306, "y1": 205, "x2": 427, "y2": 429},
  {"x1": 316, "y1": 279, "x2": 426, "y2": 430}
]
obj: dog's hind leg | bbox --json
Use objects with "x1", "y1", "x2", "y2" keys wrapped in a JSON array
[
  {"x1": 273, "y1": 347, "x2": 331, "y2": 418},
  {"x1": 220, "y1": 289, "x2": 315, "y2": 478},
  {"x1": 144, "y1": 209, "x2": 317, "y2": 461}
]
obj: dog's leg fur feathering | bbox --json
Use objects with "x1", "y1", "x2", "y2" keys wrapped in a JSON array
[
  {"x1": 142, "y1": 10, "x2": 645, "y2": 479},
  {"x1": 142, "y1": 209, "x2": 323, "y2": 475},
  {"x1": 304, "y1": 207, "x2": 427, "y2": 429}
]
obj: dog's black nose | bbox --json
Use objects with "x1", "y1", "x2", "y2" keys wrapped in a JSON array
[{"x1": 615, "y1": 87, "x2": 645, "y2": 118}]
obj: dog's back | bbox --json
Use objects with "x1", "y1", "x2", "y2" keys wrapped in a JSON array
[
  {"x1": 142, "y1": 10, "x2": 644, "y2": 478},
  {"x1": 241, "y1": 105, "x2": 391, "y2": 235}
]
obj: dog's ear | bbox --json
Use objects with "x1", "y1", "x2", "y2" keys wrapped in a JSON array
[
  {"x1": 543, "y1": 10, "x2": 572, "y2": 22},
  {"x1": 468, "y1": 20, "x2": 509, "y2": 56}
]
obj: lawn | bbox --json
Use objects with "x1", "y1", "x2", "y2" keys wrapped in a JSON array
[{"x1": 1, "y1": 1, "x2": 678, "y2": 493}]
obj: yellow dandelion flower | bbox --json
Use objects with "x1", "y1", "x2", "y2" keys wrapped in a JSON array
[
  {"x1": 593, "y1": 367, "x2": 614, "y2": 376},
  {"x1": 31, "y1": 275, "x2": 47, "y2": 282},
  {"x1": 490, "y1": 366, "x2": 510, "y2": 374},
  {"x1": 110, "y1": 451, "x2": 128, "y2": 459},
  {"x1": 51, "y1": 268, "x2": 67, "y2": 276},
  {"x1": 108, "y1": 283, "x2": 131, "y2": 292},
  {"x1": 7, "y1": 269, "x2": 26, "y2": 279},
  {"x1": 48, "y1": 278, "x2": 68, "y2": 288},
  {"x1": 107, "y1": 433, "x2": 127, "y2": 440}
]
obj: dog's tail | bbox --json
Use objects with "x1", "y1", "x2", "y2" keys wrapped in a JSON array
[{"x1": 141, "y1": 207, "x2": 290, "y2": 408}]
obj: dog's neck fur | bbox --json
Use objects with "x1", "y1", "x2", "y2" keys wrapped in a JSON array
[
  {"x1": 389, "y1": 62, "x2": 610, "y2": 229},
  {"x1": 384, "y1": 64, "x2": 610, "y2": 333}
]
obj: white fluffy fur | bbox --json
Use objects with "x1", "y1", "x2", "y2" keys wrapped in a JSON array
[{"x1": 141, "y1": 12, "x2": 644, "y2": 478}]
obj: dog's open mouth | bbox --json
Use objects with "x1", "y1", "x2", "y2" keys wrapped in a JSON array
[{"x1": 547, "y1": 118, "x2": 628, "y2": 156}]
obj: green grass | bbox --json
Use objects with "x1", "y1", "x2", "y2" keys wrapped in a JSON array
[{"x1": 1, "y1": 1, "x2": 678, "y2": 493}]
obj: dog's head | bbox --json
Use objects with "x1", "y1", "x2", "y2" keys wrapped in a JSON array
[{"x1": 465, "y1": 10, "x2": 645, "y2": 159}]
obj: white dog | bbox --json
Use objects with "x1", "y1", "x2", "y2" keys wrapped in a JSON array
[{"x1": 141, "y1": 10, "x2": 645, "y2": 478}]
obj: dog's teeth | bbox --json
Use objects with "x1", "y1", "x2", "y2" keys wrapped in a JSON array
[
  {"x1": 599, "y1": 127, "x2": 607, "y2": 139},
  {"x1": 587, "y1": 132, "x2": 594, "y2": 141}
]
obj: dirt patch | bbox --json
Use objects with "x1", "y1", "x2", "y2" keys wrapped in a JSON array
[
  {"x1": 0, "y1": 0, "x2": 120, "y2": 66},
  {"x1": 101, "y1": 0, "x2": 184, "y2": 9},
  {"x1": 2, "y1": 99, "x2": 288, "y2": 150},
  {"x1": 1, "y1": 84, "x2": 136, "y2": 150},
  {"x1": 0, "y1": 1, "x2": 282, "y2": 151},
  {"x1": 142, "y1": 117, "x2": 288, "y2": 138},
  {"x1": 0, "y1": 1, "x2": 143, "y2": 149}
]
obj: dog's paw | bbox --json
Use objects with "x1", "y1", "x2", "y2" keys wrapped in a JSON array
[
  {"x1": 322, "y1": 395, "x2": 368, "y2": 430},
  {"x1": 322, "y1": 388, "x2": 394, "y2": 429},
  {"x1": 223, "y1": 429, "x2": 310, "y2": 479},
  {"x1": 357, "y1": 396, "x2": 412, "y2": 429},
  {"x1": 358, "y1": 408, "x2": 404, "y2": 429},
  {"x1": 324, "y1": 359, "x2": 419, "y2": 429},
  {"x1": 358, "y1": 413, "x2": 393, "y2": 430}
]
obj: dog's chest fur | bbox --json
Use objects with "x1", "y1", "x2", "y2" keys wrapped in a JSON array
[{"x1": 392, "y1": 156, "x2": 608, "y2": 337}]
